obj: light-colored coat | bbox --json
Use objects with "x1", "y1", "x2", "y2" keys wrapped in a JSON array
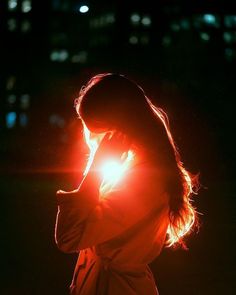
[{"x1": 55, "y1": 162, "x2": 170, "y2": 295}]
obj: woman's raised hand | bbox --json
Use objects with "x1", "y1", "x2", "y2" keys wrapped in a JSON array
[{"x1": 91, "y1": 131, "x2": 131, "y2": 170}]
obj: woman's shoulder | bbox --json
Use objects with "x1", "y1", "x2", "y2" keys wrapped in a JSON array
[{"x1": 126, "y1": 158, "x2": 168, "y2": 198}]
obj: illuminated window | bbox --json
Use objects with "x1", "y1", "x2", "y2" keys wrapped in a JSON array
[
  {"x1": 20, "y1": 94, "x2": 30, "y2": 109},
  {"x1": 223, "y1": 32, "x2": 236, "y2": 43},
  {"x1": 129, "y1": 35, "x2": 138, "y2": 44},
  {"x1": 19, "y1": 113, "x2": 28, "y2": 127},
  {"x1": 22, "y1": 0, "x2": 31, "y2": 13},
  {"x1": 200, "y1": 32, "x2": 210, "y2": 41},
  {"x1": 52, "y1": 0, "x2": 69, "y2": 11},
  {"x1": 8, "y1": 0, "x2": 17, "y2": 11},
  {"x1": 51, "y1": 33, "x2": 67, "y2": 46},
  {"x1": 180, "y1": 18, "x2": 190, "y2": 30},
  {"x1": 6, "y1": 112, "x2": 17, "y2": 128},
  {"x1": 130, "y1": 13, "x2": 140, "y2": 25},
  {"x1": 162, "y1": 35, "x2": 171, "y2": 47},
  {"x1": 50, "y1": 49, "x2": 69, "y2": 62},
  {"x1": 224, "y1": 15, "x2": 236, "y2": 28},
  {"x1": 21, "y1": 20, "x2": 31, "y2": 32},
  {"x1": 193, "y1": 14, "x2": 220, "y2": 28},
  {"x1": 90, "y1": 13, "x2": 115, "y2": 29},
  {"x1": 170, "y1": 22, "x2": 180, "y2": 32},
  {"x1": 225, "y1": 48, "x2": 235, "y2": 61},
  {"x1": 7, "y1": 94, "x2": 17, "y2": 104},
  {"x1": 141, "y1": 16, "x2": 151, "y2": 27},
  {"x1": 49, "y1": 114, "x2": 65, "y2": 128},
  {"x1": 71, "y1": 51, "x2": 88, "y2": 63},
  {"x1": 203, "y1": 14, "x2": 220, "y2": 27},
  {"x1": 8, "y1": 18, "x2": 17, "y2": 31},
  {"x1": 140, "y1": 34, "x2": 149, "y2": 45},
  {"x1": 6, "y1": 76, "x2": 16, "y2": 90},
  {"x1": 105, "y1": 13, "x2": 115, "y2": 24},
  {"x1": 79, "y1": 5, "x2": 89, "y2": 13}
]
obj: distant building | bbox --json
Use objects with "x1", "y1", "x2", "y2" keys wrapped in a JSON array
[{"x1": 1, "y1": 0, "x2": 236, "y2": 133}]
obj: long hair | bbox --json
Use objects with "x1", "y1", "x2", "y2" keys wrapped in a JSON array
[{"x1": 75, "y1": 73, "x2": 199, "y2": 248}]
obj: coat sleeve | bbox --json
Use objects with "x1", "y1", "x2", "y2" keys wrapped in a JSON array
[{"x1": 55, "y1": 169, "x2": 168, "y2": 253}]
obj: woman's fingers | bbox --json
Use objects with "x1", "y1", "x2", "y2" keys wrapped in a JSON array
[{"x1": 56, "y1": 189, "x2": 78, "y2": 195}]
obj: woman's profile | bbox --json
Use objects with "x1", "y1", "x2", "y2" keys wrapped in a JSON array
[{"x1": 55, "y1": 73, "x2": 199, "y2": 295}]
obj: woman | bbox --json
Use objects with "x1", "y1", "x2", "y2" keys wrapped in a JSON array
[{"x1": 55, "y1": 73, "x2": 199, "y2": 295}]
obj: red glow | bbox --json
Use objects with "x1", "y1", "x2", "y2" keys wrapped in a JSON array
[{"x1": 82, "y1": 123, "x2": 134, "y2": 195}]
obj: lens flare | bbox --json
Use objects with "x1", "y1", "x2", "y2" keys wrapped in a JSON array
[
  {"x1": 82, "y1": 124, "x2": 134, "y2": 195},
  {"x1": 102, "y1": 161, "x2": 123, "y2": 183}
]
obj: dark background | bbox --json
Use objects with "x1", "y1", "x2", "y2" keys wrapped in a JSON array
[{"x1": 0, "y1": 0, "x2": 235, "y2": 294}]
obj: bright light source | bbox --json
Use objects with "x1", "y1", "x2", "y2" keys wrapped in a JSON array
[
  {"x1": 200, "y1": 32, "x2": 210, "y2": 41},
  {"x1": 8, "y1": 0, "x2": 17, "y2": 11},
  {"x1": 203, "y1": 14, "x2": 216, "y2": 24},
  {"x1": 6, "y1": 112, "x2": 17, "y2": 128},
  {"x1": 22, "y1": 0, "x2": 31, "y2": 13},
  {"x1": 141, "y1": 16, "x2": 151, "y2": 26},
  {"x1": 101, "y1": 161, "x2": 123, "y2": 184},
  {"x1": 79, "y1": 5, "x2": 89, "y2": 13}
]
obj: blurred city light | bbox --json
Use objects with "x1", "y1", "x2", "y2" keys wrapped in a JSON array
[
  {"x1": 19, "y1": 113, "x2": 28, "y2": 127},
  {"x1": 200, "y1": 32, "x2": 210, "y2": 41},
  {"x1": 129, "y1": 35, "x2": 138, "y2": 44},
  {"x1": 8, "y1": 0, "x2": 17, "y2": 11},
  {"x1": 225, "y1": 48, "x2": 235, "y2": 61},
  {"x1": 7, "y1": 94, "x2": 17, "y2": 104},
  {"x1": 140, "y1": 34, "x2": 149, "y2": 45},
  {"x1": 6, "y1": 112, "x2": 17, "y2": 128},
  {"x1": 130, "y1": 13, "x2": 140, "y2": 25},
  {"x1": 170, "y1": 22, "x2": 180, "y2": 32},
  {"x1": 50, "y1": 49, "x2": 69, "y2": 62},
  {"x1": 224, "y1": 15, "x2": 236, "y2": 28},
  {"x1": 203, "y1": 14, "x2": 220, "y2": 27},
  {"x1": 7, "y1": 18, "x2": 17, "y2": 31},
  {"x1": 49, "y1": 114, "x2": 65, "y2": 128},
  {"x1": 21, "y1": 20, "x2": 31, "y2": 32},
  {"x1": 79, "y1": 5, "x2": 89, "y2": 13},
  {"x1": 22, "y1": 0, "x2": 32, "y2": 13},
  {"x1": 6, "y1": 76, "x2": 16, "y2": 91},
  {"x1": 141, "y1": 16, "x2": 151, "y2": 26},
  {"x1": 20, "y1": 94, "x2": 30, "y2": 109},
  {"x1": 180, "y1": 18, "x2": 190, "y2": 30},
  {"x1": 71, "y1": 51, "x2": 88, "y2": 63},
  {"x1": 162, "y1": 35, "x2": 171, "y2": 47}
]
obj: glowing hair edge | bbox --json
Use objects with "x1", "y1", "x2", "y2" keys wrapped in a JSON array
[
  {"x1": 146, "y1": 97, "x2": 199, "y2": 248},
  {"x1": 75, "y1": 73, "x2": 199, "y2": 248}
]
